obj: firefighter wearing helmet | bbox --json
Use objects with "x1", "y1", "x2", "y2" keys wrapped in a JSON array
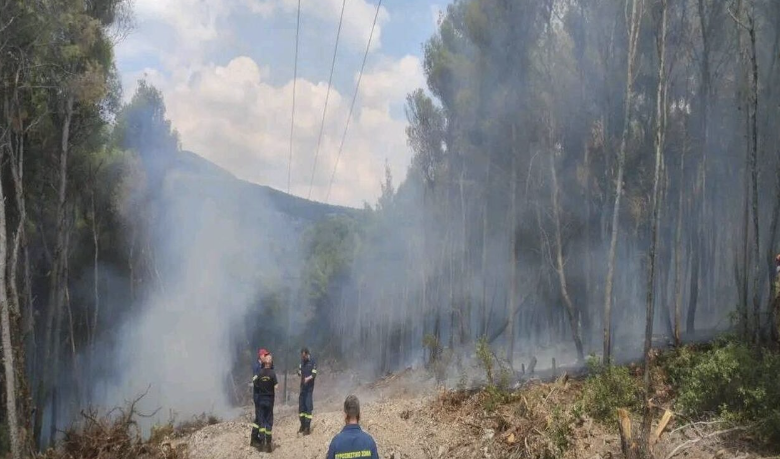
[{"x1": 250, "y1": 348, "x2": 277, "y2": 451}]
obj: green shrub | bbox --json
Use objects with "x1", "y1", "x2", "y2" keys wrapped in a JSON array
[
  {"x1": 546, "y1": 406, "x2": 573, "y2": 455},
  {"x1": 476, "y1": 336, "x2": 494, "y2": 384},
  {"x1": 483, "y1": 384, "x2": 509, "y2": 412},
  {"x1": 581, "y1": 356, "x2": 642, "y2": 423},
  {"x1": 663, "y1": 341, "x2": 780, "y2": 445},
  {"x1": 423, "y1": 334, "x2": 450, "y2": 382},
  {"x1": 475, "y1": 336, "x2": 515, "y2": 411}
]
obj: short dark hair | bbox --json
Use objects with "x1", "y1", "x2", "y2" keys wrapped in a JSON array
[
  {"x1": 300, "y1": 347, "x2": 310, "y2": 355},
  {"x1": 344, "y1": 395, "x2": 360, "y2": 421}
]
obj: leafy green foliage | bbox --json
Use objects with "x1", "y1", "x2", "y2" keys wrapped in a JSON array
[
  {"x1": 423, "y1": 333, "x2": 451, "y2": 383},
  {"x1": 482, "y1": 384, "x2": 509, "y2": 413},
  {"x1": 474, "y1": 337, "x2": 515, "y2": 411},
  {"x1": 115, "y1": 80, "x2": 180, "y2": 155},
  {"x1": 581, "y1": 356, "x2": 642, "y2": 423},
  {"x1": 546, "y1": 406, "x2": 574, "y2": 456},
  {"x1": 663, "y1": 341, "x2": 780, "y2": 445},
  {"x1": 302, "y1": 215, "x2": 360, "y2": 305},
  {"x1": 476, "y1": 336, "x2": 495, "y2": 384}
]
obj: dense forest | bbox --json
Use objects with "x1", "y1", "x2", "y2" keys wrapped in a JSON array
[
  {"x1": 316, "y1": 0, "x2": 780, "y2": 369},
  {"x1": 1, "y1": 0, "x2": 779, "y2": 457}
]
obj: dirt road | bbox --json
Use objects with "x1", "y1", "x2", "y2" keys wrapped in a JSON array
[
  {"x1": 181, "y1": 366, "x2": 773, "y2": 459},
  {"x1": 186, "y1": 369, "x2": 465, "y2": 459}
]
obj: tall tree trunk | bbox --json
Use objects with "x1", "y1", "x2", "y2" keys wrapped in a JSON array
[
  {"x1": 686, "y1": 231, "x2": 700, "y2": 335},
  {"x1": 740, "y1": 112, "x2": 750, "y2": 339},
  {"x1": 50, "y1": 208, "x2": 72, "y2": 445},
  {"x1": 0, "y1": 152, "x2": 23, "y2": 459},
  {"x1": 481, "y1": 160, "x2": 490, "y2": 337},
  {"x1": 91, "y1": 188, "x2": 99, "y2": 349},
  {"x1": 643, "y1": 0, "x2": 667, "y2": 438},
  {"x1": 696, "y1": 0, "x2": 712, "y2": 318},
  {"x1": 584, "y1": 140, "x2": 593, "y2": 342},
  {"x1": 673, "y1": 112, "x2": 687, "y2": 345},
  {"x1": 550, "y1": 148, "x2": 584, "y2": 362},
  {"x1": 746, "y1": 9, "x2": 760, "y2": 343},
  {"x1": 761, "y1": 16, "x2": 780, "y2": 342},
  {"x1": 460, "y1": 164, "x2": 469, "y2": 345},
  {"x1": 604, "y1": 0, "x2": 642, "y2": 363},
  {"x1": 506, "y1": 152, "x2": 518, "y2": 365},
  {"x1": 37, "y1": 93, "x2": 73, "y2": 447}
]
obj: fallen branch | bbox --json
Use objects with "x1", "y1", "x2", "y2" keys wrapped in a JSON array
[
  {"x1": 669, "y1": 419, "x2": 726, "y2": 436},
  {"x1": 664, "y1": 426, "x2": 750, "y2": 459},
  {"x1": 652, "y1": 409, "x2": 674, "y2": 444}
]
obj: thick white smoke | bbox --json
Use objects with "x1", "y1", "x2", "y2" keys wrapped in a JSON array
[{"x1": 94, "y1": 162, "x2": 300, "y2": 428}]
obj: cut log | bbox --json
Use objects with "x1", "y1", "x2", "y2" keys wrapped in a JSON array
[{"x1": 652, "y1": 409, "x2": 674, "y2": 444}]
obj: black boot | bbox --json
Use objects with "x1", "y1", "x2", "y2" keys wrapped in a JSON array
[
  {"x1": 303, "y1": 419, "x2": 311, "y2": 436},
  {"x1": 265, "y1": 435, "x2": 273, "y2": 452},
  {"x1": 297, "y1": 416, "x2": 305, "y2": 434},
  {"x1": 250, "y1": 427, "x2": 261, "y2": 448}
]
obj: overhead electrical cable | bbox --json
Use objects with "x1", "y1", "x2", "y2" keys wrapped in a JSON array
[
  {"x1": 325, "y1": 0, "x2": 383, "y2": 204},
  {"x1": 287, "y1": 0, "x2": 301, "y2": 194},
  {"x1": 307, "y1": 0, "x2": 348, "y2": 199}
]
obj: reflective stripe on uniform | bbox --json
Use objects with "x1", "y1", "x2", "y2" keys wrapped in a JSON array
[
  {"x1": 302, "y1": 413, "x2": 312, "y2": 419},
  {"x1": 311, "y1": 369, "x2": 317, "y2": 374},
  {"x1": 334, "y1": 451, "x2": 372, "y2": 459},
  {"x1": 252, "y1": 423, "x2": 260, "y2": 429}
]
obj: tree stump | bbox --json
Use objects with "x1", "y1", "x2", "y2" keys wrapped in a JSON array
[{"x1": 618, "y1": 409, "x2": 642, "y2": 459}]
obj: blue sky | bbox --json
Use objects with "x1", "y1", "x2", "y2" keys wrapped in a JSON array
[{"x1": 116, "y1": 0, "x2": 448, "y2": 207}]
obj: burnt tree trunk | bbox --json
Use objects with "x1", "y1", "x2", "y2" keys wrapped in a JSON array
[
  {"x1": 643, "y1": 0, "x2": 666, "y2": 438},
  {"x1": 0, "y1": 148, "x2": 23, "y2": 459},
  {"x1": 605, "y1": 0, "x2": 642, "y2": 363},
  {"x1": 550, "y1": 148, "x2": 584, "y2": 362}
]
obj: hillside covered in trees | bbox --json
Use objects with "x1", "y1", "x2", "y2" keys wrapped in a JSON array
[{"x1": 1, "y1": 0, "x2": 780, "y2": 457}]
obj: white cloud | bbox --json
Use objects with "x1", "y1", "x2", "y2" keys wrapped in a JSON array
[
  {"x1": 133, "y1": 0, "x2": 231, "y2": 44},
  {"x1": 359, "y1": 55, "x2": 426, "y2": 110},
  {"x1": 141, "y1": 0, "x2": 390, "y2": 51},
  {"x1": 116, "y1": 0, "x2": 418, "y2": 206},
  {"x1": 154, "y1": 55, "x2": 423, "y2": 207}
]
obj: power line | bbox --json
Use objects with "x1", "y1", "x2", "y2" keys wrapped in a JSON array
[
  {"x1": 307, "y1": 0, "x2": 348, "y2": 200},
  {"x1": 325, "y1": 0, "x2": 383, "y2": 204},
  {"x1": 287, "y1": 0, "x2": 301, "y2": 194}
]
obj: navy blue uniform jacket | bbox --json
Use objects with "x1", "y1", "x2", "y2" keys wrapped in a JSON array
[
  {"x1": 298, "y1": 358, "x2": 317, "y2": 391},
  {"x1": 326, "y1": 424, "x2": 379, "y2": 459}
]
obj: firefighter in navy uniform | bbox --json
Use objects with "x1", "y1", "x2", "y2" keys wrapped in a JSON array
[
  {"x1": 326, "y1": 395, "x2": 379, "y2": 459},
  {"x1": 250, "y1": 348, "x2": 270, "y2": 449},
  {"x1": 297, "y1": 347, "x2": 317, "y2": 435},
  {"x1": 255, "y1": 351, "x2": 278, "y2": 452}
]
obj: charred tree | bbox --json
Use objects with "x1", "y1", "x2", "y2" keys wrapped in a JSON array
[
  {"x1": 506, "y1": 150, "x2": 518, "y2": 365},
  {"x1": 550, "y1": 145, "x2": 584, "y2": 362},
  {"x1": 0, "y1": 147, "x2": 23, "y2": 459},
  {"x1": 604, "y1": 0, "x2": 643, "y2": 363},
  {"x1": 643, "y1": 0, "x2": 667, "y2": 439}
]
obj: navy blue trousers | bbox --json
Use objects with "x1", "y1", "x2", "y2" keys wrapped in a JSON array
[{"x1": 298, "y1": 390, "x2": 313, "y2": 428}]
